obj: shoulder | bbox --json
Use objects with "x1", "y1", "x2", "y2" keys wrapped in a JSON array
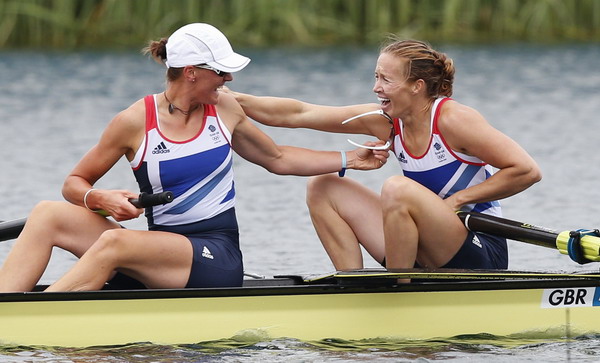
[
  {"x1": 110, "y1": 98, "x2": 147, "y2": 132},
  {"x1": 215, "y1": 91, "x2": 246, "y2": 129},
  {"x1": 437, "y1": 99, "x2": 496, "y2": 153},
  {"x1": 99, "y1": 98, "x2": 146, "y2": 154},
  {"x1": 438, "y1": 99, "x2": 489, "y2": 133}
]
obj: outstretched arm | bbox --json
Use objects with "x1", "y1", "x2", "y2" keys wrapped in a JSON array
[
  {"x1": 226, "y1": 89, "x2": 392, "y2": 140},
  {"x1": 232, "y1": 114, "x2": 389, "y2": 175}
]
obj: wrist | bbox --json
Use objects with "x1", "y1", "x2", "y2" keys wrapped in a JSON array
[
  {"x1": 338, "y1": 151, "x2": 347, "y2": 177},
  {"x1": 83, "y1": 188, "x2": 96, "y2": 210}
]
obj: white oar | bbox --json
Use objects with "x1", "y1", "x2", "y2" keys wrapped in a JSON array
[{"x1": 341, "y1": 109, "x2": 393, "y2": 150}]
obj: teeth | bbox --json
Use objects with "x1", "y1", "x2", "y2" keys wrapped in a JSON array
[{"x1": 378, "y1": 97, "x2": 390, "y2": 103}]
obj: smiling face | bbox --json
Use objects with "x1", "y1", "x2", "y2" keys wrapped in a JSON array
[
  {"x1": 190, "y1": 66, "x2": 234, "y2": 105},
  {"x1": 372, "y1": 52, "x2": 415, "y2": 118}
]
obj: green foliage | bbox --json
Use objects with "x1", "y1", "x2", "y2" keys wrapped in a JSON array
[{"x1": 1, "y1": 0, "x2": 599, "y2": 49}]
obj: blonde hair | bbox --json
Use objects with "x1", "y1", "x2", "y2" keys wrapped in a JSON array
[{"x1": 381, "y1": 38, "x2": 454, "y2": 98}]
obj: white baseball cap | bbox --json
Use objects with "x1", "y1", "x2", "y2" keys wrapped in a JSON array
[{"x1": 165, "y1": 23, "x2": 250, "y2": 72}]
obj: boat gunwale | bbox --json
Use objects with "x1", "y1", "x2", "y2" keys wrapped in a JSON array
[{"x1": 1, "y1": 276, "x2": 599, "y2": 303}]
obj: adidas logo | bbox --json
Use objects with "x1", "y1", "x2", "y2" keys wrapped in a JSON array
[
  {"x1": 202, "y1": 246, "x2": 214, "y2": 259},
  {"x1": 152, "y1": 141, "x2": 170, "y2": 154},
  {"x1": 472, "y1": 234, "x2": 482, "y2": 248}
]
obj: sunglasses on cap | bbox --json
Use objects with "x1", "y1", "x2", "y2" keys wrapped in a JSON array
[{"x1": 194, "y1": 64, "x2": 229, "y2": 77}]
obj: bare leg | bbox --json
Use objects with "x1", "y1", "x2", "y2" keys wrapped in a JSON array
[
  {"x1": 381, "y1": 176, "x2": 468, "y2": 271},
  {"x1": 46, "y1": 229, "x2": 193, "y2": 292},
  {"x1": 306, "y1": 174, "x2": 385, "y2": 270},
  {"x1": 0, "y1": 201, "x2": 119, "y2": 292}
]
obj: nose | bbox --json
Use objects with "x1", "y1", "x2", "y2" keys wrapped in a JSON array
[
  {"x1": 224, "y1": 73, "x2": 233, "y2": 82},
  {"x1": 372, "y1": 79, "x2": 381, "y2": 93}
]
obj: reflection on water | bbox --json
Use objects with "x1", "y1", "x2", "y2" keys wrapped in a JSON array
[
  {"x1": 0, "y1": 332, "x2": 596, "y2": 362},
  {"x1": 1, "y1": 44, "x2": 600, "y2": 361}
]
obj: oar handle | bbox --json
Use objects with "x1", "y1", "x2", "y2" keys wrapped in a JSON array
[
  {"x1": 0, "y1": 191, "x2": 175, "y2": 242},
  {"x1": 128, "y1": 191, "x2": 174, "y2": 209},
  {"x1": 95, "y1": 191, "x2": 174, "y2": 216}
]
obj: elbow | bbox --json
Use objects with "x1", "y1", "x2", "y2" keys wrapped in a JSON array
[
  {"x1": 523, "y1": 164, "x2": 542, "y2": 188},
  {"x1": 264, "y1": 163, "x2": 288, "y2": 175}
]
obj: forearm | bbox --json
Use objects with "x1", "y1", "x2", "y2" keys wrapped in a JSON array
[
  {"x1": 232, "y1": 91, "x2": 383, "y2": 134},
  {"x1": 448, "y1": 165, "x2": 542, "y2": 210},
  {"x1": 264, "y1": 146, "x2": 386, "y2": 176},
  {"x1": 62, "y1": 175, "x2": 96, "y2": 208}
]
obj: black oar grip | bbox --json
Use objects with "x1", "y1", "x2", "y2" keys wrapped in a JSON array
[{"x1": 129, "y1": 191, "x2": 174, "y2": 208}]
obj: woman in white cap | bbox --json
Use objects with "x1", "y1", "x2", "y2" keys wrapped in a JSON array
[
  {"x1": 229, "y1": 39, "x2": 541, "y2": 278},
  {"x1": 0, "y1": 23, "x2": 388, "y2": 292}
]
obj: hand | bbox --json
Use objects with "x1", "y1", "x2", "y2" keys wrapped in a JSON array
[
  {"x1": 219, "y1": 85, "x2": 234, "y2": 95},
  {"x1": 350, "y1": 140, "x2": 390, "y2": 170},
  {"x1": 91, "y1": 189, "x2": 144, "y2": 222},
  {"x1": 443, "y1": 194, "x2": 462, "y2": 212}
]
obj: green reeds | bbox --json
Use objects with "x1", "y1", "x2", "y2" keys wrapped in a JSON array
[{"x1": 0, "y1": 0, "x2": 599, "y2": 49}]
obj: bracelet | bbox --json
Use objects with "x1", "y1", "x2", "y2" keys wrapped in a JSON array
[
  {"x1": 338, "y1": 151, "x2": 346, "y2": 177},
  {"x1": 83, "y1": 188, "x2": 96, "y2": 210}
]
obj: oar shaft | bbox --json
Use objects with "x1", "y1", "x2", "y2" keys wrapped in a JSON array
[
  {"x1": 457, "y1": 211, "x2": 559, "y2": 248},
  {"x1": 458, "y1": 211, "x2": 600, "y2": 263},
  {"x1": 0, "y1": 218, "x2": 27, "y2": 242}
]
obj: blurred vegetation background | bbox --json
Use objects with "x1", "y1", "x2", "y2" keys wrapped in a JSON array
[{"x1": 1, "y1": 0, "x2": 599, "y2": 49}]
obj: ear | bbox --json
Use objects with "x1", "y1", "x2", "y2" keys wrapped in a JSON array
[
  {"x1": 412, "y1": 79, "x2": 425, "y2": 94},
  {"x1": 183, "y1": 65, "x2": 197, "y2": 82}
]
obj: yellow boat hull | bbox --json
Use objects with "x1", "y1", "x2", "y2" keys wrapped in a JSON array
[{"x1": 1, "y1": 276, "x2": 599, "y2": 347}]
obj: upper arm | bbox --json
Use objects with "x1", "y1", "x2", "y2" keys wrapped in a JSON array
[
  {"x1": 67, "y1": 102, "x2": 145, "y2": 185},
  {"x1": 440, "y1": 102, "x2": 538, "y2": 172},
  {"x1": 216, "y1": 93, "x2": 281, "y2": 168}
]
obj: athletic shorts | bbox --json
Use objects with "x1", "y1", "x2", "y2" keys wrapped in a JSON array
[
  {"x1": 107, "y1": 208, "x2": 243, "y2": 289},
  {"x1": 436, "y1": 231, "x2": 508, "y2": 269},
  {"x1": 381, "y1": 231, "x2": 508, "y2": 269}
]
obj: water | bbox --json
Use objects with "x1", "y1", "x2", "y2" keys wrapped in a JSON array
[{"x1": 0, "y1": 43, "x2": 599, "y2": 361}]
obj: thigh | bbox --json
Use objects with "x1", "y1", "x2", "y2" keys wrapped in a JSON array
[
  {"x1": 29, "y1": 201, "x2": 122, "y2": 257},
  {"x1": 318, "y1": 176, "x2": 386, "y2": 261},
  {"x1": 387, "y1": 178, "x2": 469, "y2": 267},
  {"x1": 105, "y1": 229, "x2": 194, "y2": 289}
]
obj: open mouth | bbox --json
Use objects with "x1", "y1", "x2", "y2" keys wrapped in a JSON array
[{"x1": 378, "y1": 97, "x2": 390, "y2": 108}]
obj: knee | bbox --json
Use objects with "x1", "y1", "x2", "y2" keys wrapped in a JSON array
[
  {"x1": 380, "y1": 176, "x2": 416, "y2": 210},
  {"x1": 29, "y1": 200, "x2": 71, "y2": 225},
  {"x1": 91, "y1": 229, "x2": 127, "y2": 261},
  {"x1": 306, "y1": 174, "x2": 340, "y2": 207}
]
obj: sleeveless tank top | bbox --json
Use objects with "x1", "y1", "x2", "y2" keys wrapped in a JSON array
[
  {"x1": 391, "y1": 97, "x2": 501, "y2": 216},
  {"x1": 130, "y1": 94, "x2": 236, "y2": 228}
]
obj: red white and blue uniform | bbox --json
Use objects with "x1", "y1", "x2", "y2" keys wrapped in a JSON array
[
  {"x1": 127, "y1": 94, "x2": 243, "y2": 288},
  {"x1": 391, "y1": 97, "x2": 508, "y2": 269}
]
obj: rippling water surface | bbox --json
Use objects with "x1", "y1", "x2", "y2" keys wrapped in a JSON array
[{"x1": 1, "y1": 43, "x2": 600, "y2": 361}]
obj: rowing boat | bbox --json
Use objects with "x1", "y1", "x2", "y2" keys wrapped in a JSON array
[
  {"x1": 1, "y1": 210, "x2": 600, "y2": 347},
  {"x1": 1, "y1": 269, "x2": 600, "y2": 347}
]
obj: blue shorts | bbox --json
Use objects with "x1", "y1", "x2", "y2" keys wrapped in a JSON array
[
  {"x1": 106, "y1": 208, "x2": 244, "y2": 289},
  {"x1": 381, "y1": 231, "x2": 508, "y2": 269},
  {"x1": 184, "y1": 229, "x2": 243, "y2": 288},
  {"x1": 153, "y1": 208, "x2": 244, "y2": 288},
  {"x1": 437, "y1": 231, "x2": 508, "y2": 269}
]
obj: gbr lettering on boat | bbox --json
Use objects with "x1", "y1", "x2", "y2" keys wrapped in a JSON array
[{"x1": 541, "y1": 287, "x2": 600, "y2": 308}]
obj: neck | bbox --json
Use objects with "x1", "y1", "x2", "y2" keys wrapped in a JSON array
[
  {"x1": 400, "y1": 98, "x2": 434, "y2": 127},
  {"x1": 163, "y1": 91, "x2": 199, "y2": 116}
]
